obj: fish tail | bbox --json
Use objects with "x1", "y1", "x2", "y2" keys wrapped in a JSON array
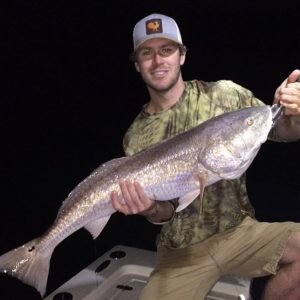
[{"x1": 0, "y1": 238, "x2": 51, "y2": 297}]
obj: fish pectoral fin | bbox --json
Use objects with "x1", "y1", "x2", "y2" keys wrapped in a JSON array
[
  {"x1": 176, "y1": 190, "x2": 200, "y2": 212},
  {"x1": 84, "y1": 216, "x2": 111, "y2": 239},
  {"x1": 197, "y1": 173, "x2": 207, "y2": 215}
]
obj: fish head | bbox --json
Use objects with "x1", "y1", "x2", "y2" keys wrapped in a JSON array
[{"x1": 197, "y1": 105, "x2": 273, "y2": 179}]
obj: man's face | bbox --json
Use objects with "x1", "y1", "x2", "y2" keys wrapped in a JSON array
[{"x1": 134, "y1": 38, "x2": 186, "y2": 92}]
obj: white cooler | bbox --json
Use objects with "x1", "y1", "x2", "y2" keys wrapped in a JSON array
[{"x1": 44, "y1": 245, "x2": 251, "y2": 300}]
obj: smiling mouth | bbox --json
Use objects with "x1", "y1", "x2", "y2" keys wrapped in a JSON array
[{"x1": 152, "y1": 70, "x2": 168, "y2": 78}]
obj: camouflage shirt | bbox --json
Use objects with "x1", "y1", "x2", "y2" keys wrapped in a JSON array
[{"x1": 123, "y1": 80, "x2": 265, "y2": 249}]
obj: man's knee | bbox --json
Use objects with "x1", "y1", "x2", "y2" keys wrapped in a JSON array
[{"x1": 281, "y1": 230, "x2": 300, "y2": 264}]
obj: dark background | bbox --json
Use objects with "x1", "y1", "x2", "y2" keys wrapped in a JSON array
[{"x1": 1, "y1": 1, "x2": 300, "y2": 299}]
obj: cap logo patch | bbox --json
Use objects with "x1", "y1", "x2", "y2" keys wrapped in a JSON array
[{"x1": 146, "y1": 19, "x2": 163, "y2": 35}]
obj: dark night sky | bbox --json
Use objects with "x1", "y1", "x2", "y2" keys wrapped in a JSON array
[{"x1": 1, "y1": 1, "x2": 300, "y2": 299}]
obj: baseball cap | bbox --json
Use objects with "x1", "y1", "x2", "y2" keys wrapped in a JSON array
[{"x1": 133, "y1": 13, "x2": 183, "y2": 50}]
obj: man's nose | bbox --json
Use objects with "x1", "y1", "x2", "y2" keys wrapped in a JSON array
[{"x1": 152, "y1": 52, "x2": 164, "y2": 64}]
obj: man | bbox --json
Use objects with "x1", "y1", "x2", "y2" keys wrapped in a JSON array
[{"x1": 111, "y1": 13, "x2": 300, "y2": 300}]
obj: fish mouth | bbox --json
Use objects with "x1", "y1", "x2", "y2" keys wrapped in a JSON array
[{"x1": 271, "y1": 103, "x2": 283, "y2": 127}]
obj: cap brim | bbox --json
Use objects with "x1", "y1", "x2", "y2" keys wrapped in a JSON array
[{"x1": 134, "y1": 34, "x2": 182, "y2": 50}]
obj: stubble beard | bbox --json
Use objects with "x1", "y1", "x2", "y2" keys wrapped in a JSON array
[{"x1": 143, "y1": 66, "x2": 181, "y2": 93}]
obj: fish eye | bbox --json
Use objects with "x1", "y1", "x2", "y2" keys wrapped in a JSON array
[{"x1": 247, "y1": 118, "x2": 254, "y2": 126}]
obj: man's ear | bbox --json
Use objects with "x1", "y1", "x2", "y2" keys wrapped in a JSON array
[
  {"x1": 134, "y1": 61, "x2": 140, "y2": 72},
  {"x1": 180, "y1": 54, "x2": 186, "y2": 66}
]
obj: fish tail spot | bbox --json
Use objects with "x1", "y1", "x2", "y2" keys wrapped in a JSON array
[
  {"x1": 28, "y1": 246, "x2": 35, "y2": 252},
  {"x1": 0, "y1": 238, "x2": 52, "y2": 297}
]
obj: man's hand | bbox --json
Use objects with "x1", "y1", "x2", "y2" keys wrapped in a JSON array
[
  {"x1": 111, "y1": 180, "x2": 175, "y2": 224},
  {"x1": 274, "y1": 69, "x2": 300, "y2": 116},
  {"x1": 111, "y1": 180, "x2": 155, "y2": 215}
]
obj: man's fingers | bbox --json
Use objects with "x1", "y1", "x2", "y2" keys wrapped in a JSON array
[
  {"x1": 134, "y1": 182, "x2": 152, "y2": 206},
  {"x1": 111, "y1": 191, "x2": 122, "y2": 211},
  {"x1": 112, "y1": 180, "x2": 154, "y2": 215},
  {"x1": 287, "y1": 69, "x2": 300, "y2": 85}
]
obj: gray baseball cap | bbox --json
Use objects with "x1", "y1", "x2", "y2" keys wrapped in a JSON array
[{"x1": 133, "y1": 13, "x2": 183, "y2": 50}]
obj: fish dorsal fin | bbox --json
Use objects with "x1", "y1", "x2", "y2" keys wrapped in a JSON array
[
  {"x1": 84, "y1": 216, "x2": 111, "y2": 239},
  {"x1": 176, "y1": 190, "x2": 200, "y2": 212}
]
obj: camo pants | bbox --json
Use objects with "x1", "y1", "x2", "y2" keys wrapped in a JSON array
[{"x1": 139, "y1": 216, "x2": 300, "y2": 300}]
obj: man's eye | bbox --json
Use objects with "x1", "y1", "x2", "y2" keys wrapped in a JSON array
[
  {"x1": 166, "y1": 47, "x2": 175, "y2": 52},
  {"x1": 141, "y1": 50, "x2": 152, "y2": 56},
  {"x1": 160, "y1": 46, "x2": 176, "y2": 56}
]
